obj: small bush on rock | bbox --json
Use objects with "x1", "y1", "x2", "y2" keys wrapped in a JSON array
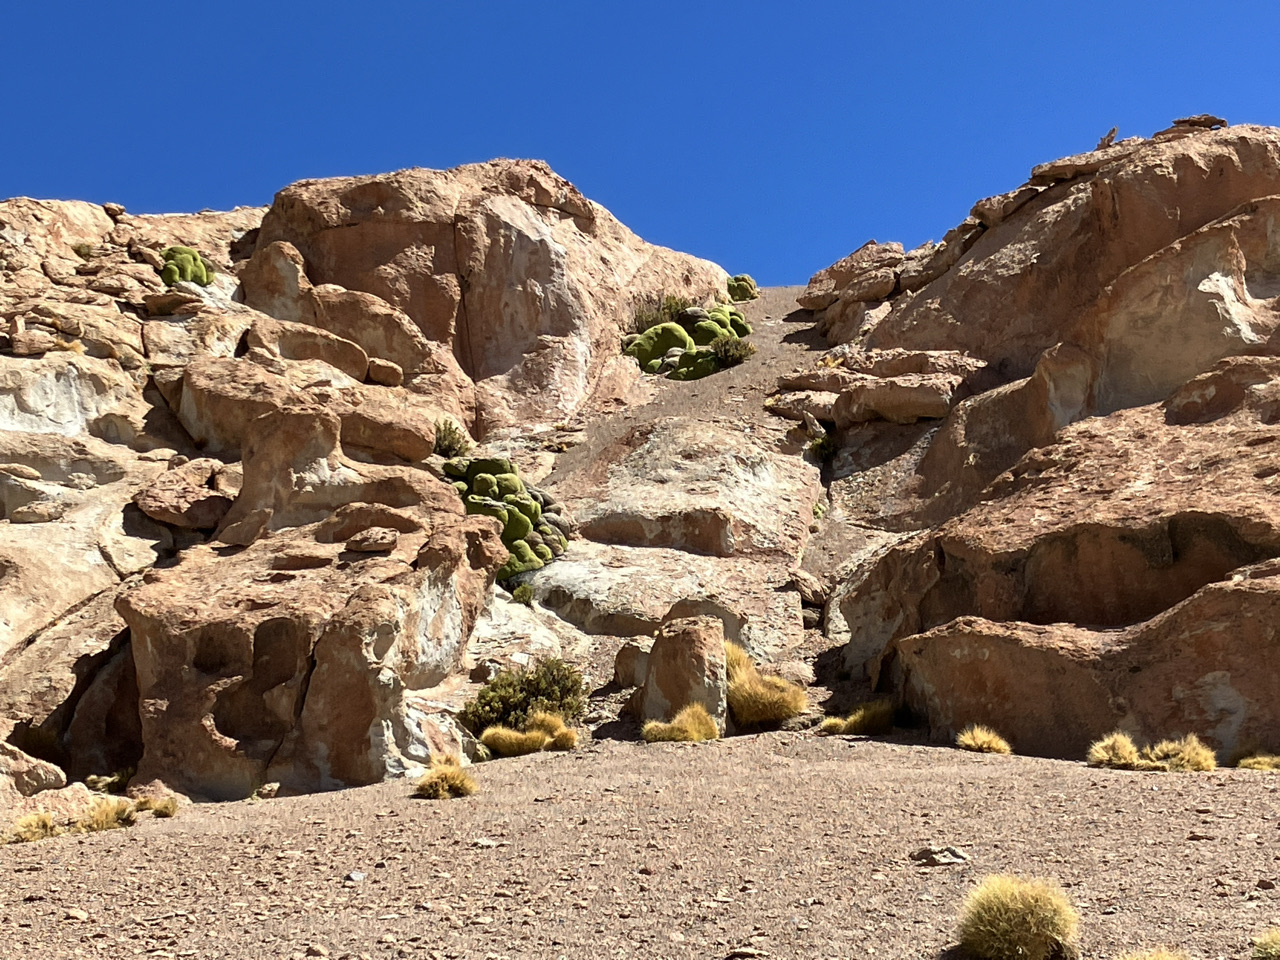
[
  {"x1": 159, "y1": 246, "x2": 215, "y2": 287},
  {"x1": 956, "y1": 874, "x2": 1079, "y2": 960},
  {"x1": 511, "y1": 583, "x2": 534, "y2": 606},
  {"x1": 434, "y1": 419, "x2": 472, "y2": 458},
  {"x1": 957, "y1": 724, "x2": 1012, "y2": 755},
  {"x1": 459, "y1": 658, "x2": 586, "y2": 735},
  {"x1": 1254, "y1": 927, "x2": 1280, "y2": 959},
  {"x1": 414, "y1": 755, "x2": 477, "y2": 800},
  {"x1": 642, "y1": 702, "x2": 719, "y2": 742},
  {"x1": 727, "y1": 274, "x2": 759, "y2": 302}
]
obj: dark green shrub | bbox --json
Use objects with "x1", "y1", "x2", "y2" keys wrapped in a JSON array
[
  {"x1": 458, "y1": 658, "x2": 586, "y2": 735},
  {"x1": 434, "y1": 419, "x2": 473, "y2": 458},
  {"x1": 511, "y1": 583, "x2": 534, "y2": 606},
  {"x1": 711, "y1": 335, "x2": 757, "y2": 367}
]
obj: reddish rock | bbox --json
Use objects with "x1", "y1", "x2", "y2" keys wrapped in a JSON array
[{"x1": 625, "y1": 617, "x2": 727, "y2": 731}]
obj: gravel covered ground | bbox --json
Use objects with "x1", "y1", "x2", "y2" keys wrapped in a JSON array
[{"x1": 4, "y1": 733, "x2": 1280, "y2": 960}]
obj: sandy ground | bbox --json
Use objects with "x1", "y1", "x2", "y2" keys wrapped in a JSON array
[{"x1": 4, "y1": 734, "x2": 1280, "y2": 960}]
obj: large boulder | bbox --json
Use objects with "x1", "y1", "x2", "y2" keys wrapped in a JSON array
[
  {"x1": 625, "y1": 616, "x2": 727, "y2": 732},
  {"x1": 246, "y1": 159, "x2": 730, "y2": 431}
]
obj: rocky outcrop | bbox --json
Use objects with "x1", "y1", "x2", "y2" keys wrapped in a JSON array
[
  {"x1": 245, "y1": 159, "x2": 730, "y2": 432},
  {"x1": 0, "y1": 160, "x2": 741, "y2": 805}
]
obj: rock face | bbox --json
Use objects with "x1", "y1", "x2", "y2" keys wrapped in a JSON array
[
  {"x1": 0, "y1": 158, "x2": 743, "y2": 806},
  {"x1": 796, "y1": 122, "x2": 1280, "y2": 759},
  {"x1": 244, "y1": 159, "x2": 729, "y2": 432}
]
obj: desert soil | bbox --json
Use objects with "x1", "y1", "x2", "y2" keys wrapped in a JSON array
[{"x1": 3, "y1": 735, "x2": 1279, "y2": 959}]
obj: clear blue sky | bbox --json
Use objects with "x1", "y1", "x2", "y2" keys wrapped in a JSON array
[{"x1": 6, "y1": 1, "x2": 1279, "y2": 285}]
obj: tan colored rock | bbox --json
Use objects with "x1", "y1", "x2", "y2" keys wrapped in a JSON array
[
  {"x1": 798, "y1": 242, "x2": 904, "y2": 311},
  {"x1": 213, "y1": 403, "x2": 451, "y2": 547},
  {"x1": 246, "y1": 315, "x2": 369, "y2": 381},
  {"x1": 0, "y1": 722, "x2": 67, "y2": 799},
  {"x1": 133, "y1": 457, "x2": 233, "y2": 529},
  {"x1": 253, "y1": 159, "x2": 729, "y2": 430},
  {"x1": 117, "y1": 500, "x2": 503, "y2": 799},
  {"x1": 866, "y1": 126, "x2": 1280, "y2": 381},
  {"x1": 553, "y1": 417, "x2": 820, "y2": 559},
  {"x1": 614, "y1": 638, "x2": 653, "y2": 688},
  {"x1": 832, "y1": 372, "x2": 966, "y2": 426},
  {"x1": 345, "y1": 526, "x2": 398, "y2": 552},
  {"x1": 625, "y1": 617, "x2": 727, "y2": 732},
  {"x1": 526, "y1": 540, "x2": 804, "y2": 658},
  {"x1": 367, "y1": 357, "x2": 403, "y2": 387}
]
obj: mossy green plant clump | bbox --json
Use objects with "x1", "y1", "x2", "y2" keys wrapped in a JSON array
[
  {"x1": 159, "y1": 245, "x2": 215, "y2": 287},
  {"x1": 956, "y1": 874, "x2": 1079, "y2": 960},
  {"x1": 446, "y1": 456, "x2": 570, "y2": 582},
  {"x1": 624, "y1": 321, "x2": 696, "y2": 368},
  {"x1": 727, "y1": 274, "x2": 759, "y2": 302},
  {"x1": 625, "y1": 295, "x2": 755, "y2": 381},
  {"x1": 458, "y1": 658, "x2": 586, "y2": 735}
]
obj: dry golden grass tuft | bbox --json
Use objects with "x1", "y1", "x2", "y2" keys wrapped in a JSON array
[
  {"x1": 956, "y1": 874, "x2": 1079, "y2": 960},
  {"x1": 724, "y1": 642, "x2": 807, "y2": 728},
  {"x1": 1117, "y1": 951, "x2": 1189, "y2": 960},
  {"x1": 957, "y1": 724, "x2": 1012, "y2": 755},
  {"x1": 133, "y1": 796, "x2": 180, "y2": 818},
  {"x1": 1087, "y1": 731, "x2": 1140, "y2": 769},
  {"x1": 1255, "y1": 927, "x2": 1280, "y2": 959},
  {"x1": 642, "y1": 702, "x2": 719, "y2": 743},
  {"x1": 526, "y1": 711, "x2": 579, "y2": 751},
  {"x1": 73, "y1": 797, "x2": 136, "y2": 834},
  {"x1": 729, "y1": 673, "x2": 808, "y2": 726},
  {"x1": 4, "y1": 811, "x2": 62, "y2": 844},
  {"x1": 1239, "y1": 753, "x2": 1280, "y2": 771},
  {"x1": 480, "y1": 726, "x2": 553, "y2": 757},
  {"x1": 725, "y1": 642, "x2": 753, "y2": 682},
  {"x1": 819, "y1": 699, "x2": 896, "y2": 736},
  {"x1": 413, "y1": 754, "x2": 477, "y2": 800},
  {"x1": 1142, "y1": 734, "x2": 1217, "y2": 772}
]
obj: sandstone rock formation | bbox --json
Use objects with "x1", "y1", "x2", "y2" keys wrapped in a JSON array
[
  {"x1": 0, "y1": 159, "x2": 742, "y2": 804},
  {"x1": 789, "y1": 121, "x2": 1280, "y2": 759}
]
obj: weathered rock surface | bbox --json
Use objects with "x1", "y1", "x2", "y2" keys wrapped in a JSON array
[
  {"x1": 625, "y1": 616, "x2": 727, "y2": 732},
  {"x1": 552, "y1": 417, "x2": 820, "y2": 558},
  {"x1": 247, "y1": 159, "x2": 730, "y2": 432}
]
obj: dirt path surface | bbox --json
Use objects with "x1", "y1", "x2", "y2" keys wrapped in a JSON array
[{"x1": 5, "y1": 734, "x2": 1279, "y2": 960}]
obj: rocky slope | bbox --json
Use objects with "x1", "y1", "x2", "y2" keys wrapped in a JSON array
[{"x1": 6, "y1": 115, "x2": 1280, "y2": 821}]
